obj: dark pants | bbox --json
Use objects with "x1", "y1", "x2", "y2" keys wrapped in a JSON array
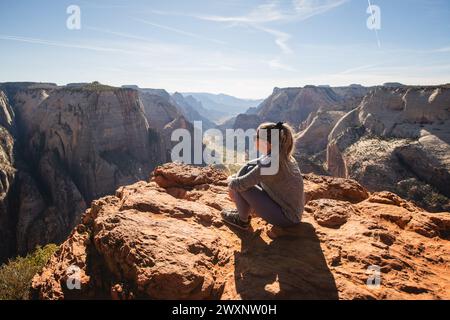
[{"x1": 230, "y1": 185, "x2": 295, "y2": 228}]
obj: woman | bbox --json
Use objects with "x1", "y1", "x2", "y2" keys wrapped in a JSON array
[{"x1": 221, "y1": 122, "x2": 304, "y2": 231}]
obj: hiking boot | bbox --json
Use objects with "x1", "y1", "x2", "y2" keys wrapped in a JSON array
[{"x1": 221, "y1": 209, "x2": 250, "y2": 230}]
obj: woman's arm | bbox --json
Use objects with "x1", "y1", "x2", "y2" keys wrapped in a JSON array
[{"x1": 228, "y1": 164, "x2": 262, "y2": 192}]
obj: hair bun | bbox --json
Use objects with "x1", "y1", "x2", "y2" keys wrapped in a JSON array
[{"x1": 275, "y1": 122, "x2": 284, "y2": 129}]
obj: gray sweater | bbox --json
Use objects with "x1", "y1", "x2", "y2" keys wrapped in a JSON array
[{"x1": 229, "y1": 156, "x2": 304, "y2": 223}]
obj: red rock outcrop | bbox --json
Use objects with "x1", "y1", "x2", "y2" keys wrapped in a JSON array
[{"x1": 31, "y1": 163, "x2": 450, "y2": 300}]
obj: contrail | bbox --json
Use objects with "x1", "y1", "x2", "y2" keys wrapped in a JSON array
[
  {"x1": 0, "y1": 34, "x2": 135, "y2": 53},
  {"x1": 133, "y1": 18, "x2": 226, "y2": 45}
]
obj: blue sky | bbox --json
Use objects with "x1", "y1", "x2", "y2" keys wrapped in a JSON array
[{"x1": 0, "y1": 0, "x2": 449, "y2": 98}]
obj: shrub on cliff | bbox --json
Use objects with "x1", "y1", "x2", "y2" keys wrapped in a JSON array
[
  {"x1": 0, "y1": 244, "x2": 58, "y2": 300},
  {"x1": 397, "y1": 178, "x2": 450, "y2": 212}
]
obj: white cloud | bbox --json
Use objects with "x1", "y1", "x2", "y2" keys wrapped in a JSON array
[
  {"x1": 252, "y1": 25, "x2": 293, "y2": 54},
  {"x1": 197, "y1": 0, "x2": 348, "y2": 56},
  {"x1": 292, "y1": 0, "x2": 349, "y2": 20},
  {"x1": 199, "y1": 0, "x2": 348, "y2": 24},
  {"x1": 268, "y1": 58, "x2": 296, "y2": 71},
  {"x1": 200, "y1": 2, "x2": 286, "y2": 23},
  {"x1": 149, "y1": 0, "x2": 348, "y2": 55},
  {"x1": 133, "y1": 18, "x2": 226, "y2": 45},
  {"x1": 338, "y1": 64, "x2": 381, "y2": 75}
]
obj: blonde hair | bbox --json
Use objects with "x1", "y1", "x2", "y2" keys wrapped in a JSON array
[{"x1": 257, "y1": 122, "x2": 296, "y2": 164}]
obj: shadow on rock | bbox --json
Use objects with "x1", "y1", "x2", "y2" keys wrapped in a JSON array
[{"x1": 232, "y1": 223, "x2": 339, "y2": 300}]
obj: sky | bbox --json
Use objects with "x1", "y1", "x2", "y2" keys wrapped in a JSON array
[{"x1": 0, "y1": 0, "x2": 449, "y2": 99}]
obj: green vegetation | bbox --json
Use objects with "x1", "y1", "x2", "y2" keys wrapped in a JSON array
[
  {"x1": 397, "y1": 178, "x2": 450, "y2": 212},
  {"x1": 64, "y1": 81, "x2": 119, "y2": 92},
  {"x1": 83, "y1": 81, "x2": 118, "y2": 91},
  {"x1": 0, "y1": 244, "x2": 58, "y2": 300}
]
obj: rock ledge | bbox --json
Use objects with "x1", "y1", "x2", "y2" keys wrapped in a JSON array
[{"x1": 31, "y1": 163, "x2": 450, "y2": 299}]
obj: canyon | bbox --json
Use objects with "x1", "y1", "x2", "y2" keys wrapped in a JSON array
[
  {"x1": 0, "y1": 82, "x2": 191, "y2": 262},
  {"x1": 0, "y1": 80, "x2": 448, "y2": 300},
  {"x1": 0, "y1": 82, "x2": 261, "y2": 263}
]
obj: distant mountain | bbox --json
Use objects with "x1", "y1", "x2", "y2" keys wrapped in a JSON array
[
  {"x1": 383, "y1": 82, "x2": 405, "y2": 88},
  {"x1": 122, "y1": 86, "x2": 218, "y2": 129},
  {"x1": 181, "y1": 92, "x2": 263, "y2": 120},
  {"x1": 171, "y1": 92, "x2": 216, "y2": 130},
  {"x1": 229, "y1": 85, "x2": 372, "y2": 132}
]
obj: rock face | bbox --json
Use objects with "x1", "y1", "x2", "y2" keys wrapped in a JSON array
[
  {"x1": 327, "y1": 86, "x2": 450, "y2": 212},
  {"x1": 138, "y1": 89, "x2": 181, "y2": 131},
  {"x1": 171, "y1": 92, "x2": 217, "y2": 130},
  {"x1": 237, "y1": 85, "x2": 370, "y2": 131},
  {"x1": 136, "y1": 88, "x2": 195, "y2": 163},
  {"x1": 0, "y1": 90, "x2": 17, "y2": 260},
  {"x1": 258, "y1": 86, "x2": 341, "y2": 129},
  {"x1": 32, "y1": 164, "x2": 450, "y2": 300},
  {"x1": 182, "y1": 92, "x2": 262, "y2": 120},
  {"x1": 0, "y1": 82, "x2": 193, "y2": 262},
  {"x1": 297, "y1": 111, "x2": 346, "y2": 155},
  {"x1": 15, "y1": 87, "x2": 155, "y2": 201},
  {"x1": 232, "y1": 113, "x2": 262, "y2": 131},
  {"x1": 295, "y1": 111, "x2": 346, "y2": 174}
]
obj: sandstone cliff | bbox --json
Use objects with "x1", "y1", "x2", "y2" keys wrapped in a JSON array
[
  {"x1": 327, "y1": 85, "x2": 450, "y2": 212},
  {"x1": 31, "y1": 163, "x2": 450, "y2": 300},
  {"x1": 294, "y1": 111, "x2": 346, "y2": 175},
  {"x1": 0, "y1": 90, "x2": 17, "y2": 260},
  {"x1": 136, "y1": 88, "x2": 195, "y2": 163},
  {"x1": 0, "y1": 82, "x2": 193, "y2": 262},
  {"x1": 231, "y1": 85, "x2": 370, "y2": 131}
]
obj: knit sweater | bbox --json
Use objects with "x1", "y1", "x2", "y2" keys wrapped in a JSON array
[{"x1": 228, "y1": 155, "x2": 304, "y2": 224}]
